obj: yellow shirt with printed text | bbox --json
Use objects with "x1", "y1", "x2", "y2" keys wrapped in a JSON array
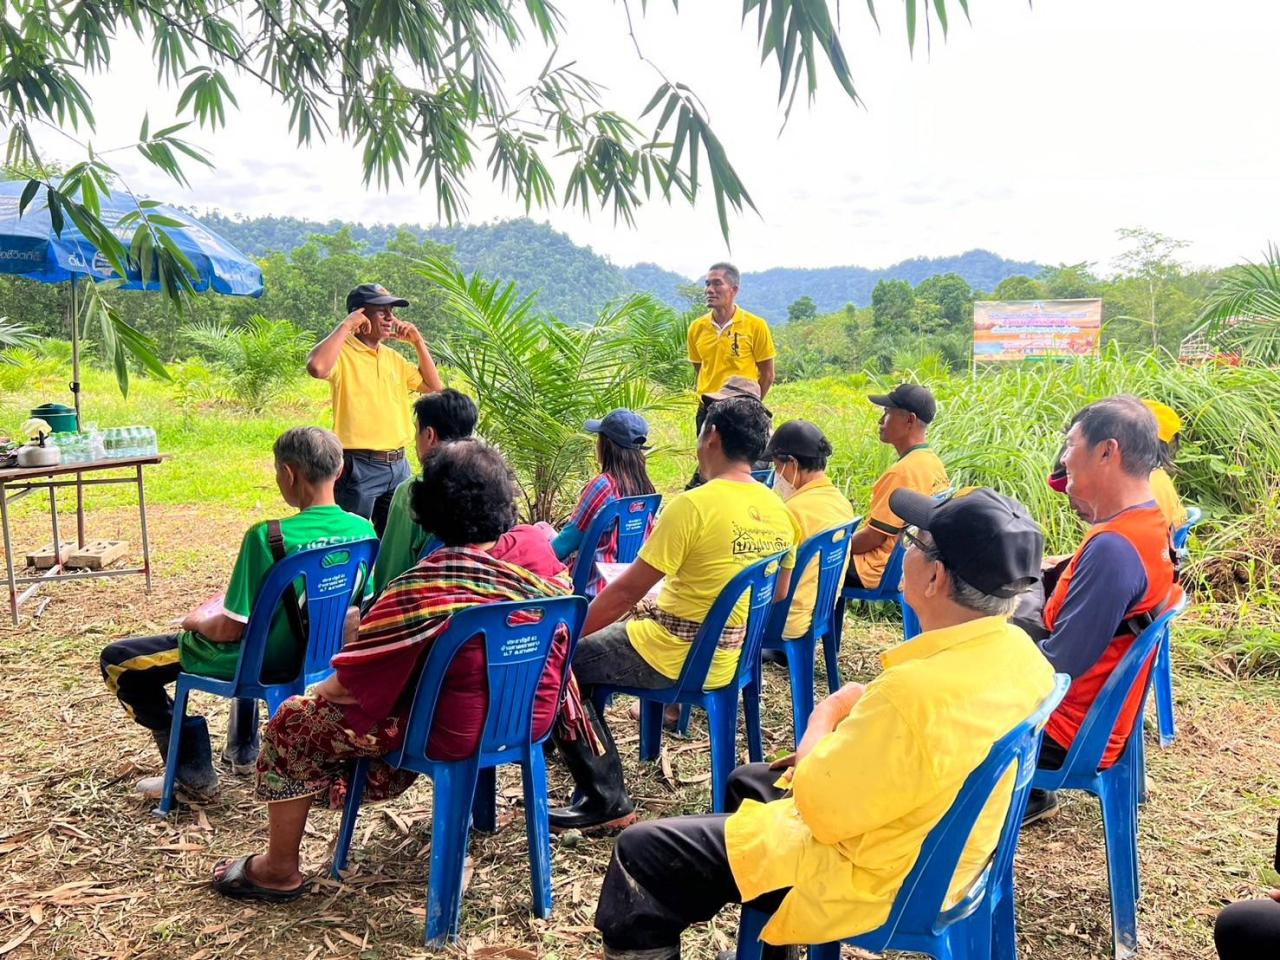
[
  {"x1": 852, "y1": 445, "x2": 949, "y2": 589},
  {"x1": 782, "y1": 476, "x2": 856, "y2": 639},
  {"x1": 687, "y1": 307, "x2": 776, "y2": 396},
  {"x1": 725, "y1": 616, "x2": 1056, "y2": 945},
  {"x1": 629, "y1": 479, "x2": 796, "y2": 689},
  {"x1": 326, "y1": 336, "x2": 423, "y2": 450},
  {"x1": 1149, "y1": 467, "x2": 1188, "y2": 530}
]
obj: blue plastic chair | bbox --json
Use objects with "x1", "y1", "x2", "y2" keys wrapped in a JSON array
[
  {"x1": 157, "y1": 539, "x2": 377, "y2": 815},
  {"x1": 749, "y1": 521, "x2": 856, "y2": 746},
  {"x1": 736, "y1": 674, "x2": 1071, "y2": 960},
  {"x1": 750, "y1": 468, "x2": 775, "y2": 488},
  {"x1": 570, "y1": 493, "x2": 662, "y2": 597},
  {"x1": 331, "y1": 595, "x2": 588, "y2": 944},
  {"x1": 593, "y1": 550, "x2": 788, "y2": 812},
  {"x1": 1152, "y1": 506, "x2": 1201, "y2": 747},
  {"x1": 1031, "y1": 589, "x2": 1186, "y2": 960}
]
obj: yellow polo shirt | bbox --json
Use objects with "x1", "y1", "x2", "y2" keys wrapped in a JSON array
[
  {"x1": 781, "y1": 476, "x2": 856, "y2": 639},
  {"x1": 1149, "y1": 467, "x2": 1187, "y2": 530},
  {"x1": 327, "y1": 337, "x2": 423, "y2": 450},
  {"x1": 853, "y1": 445, "x2": 949, "y2": 589},
  {"x1": 629, "y1": 478, "x2": 795, "y2": 689},
  {"x1": 725, "y1": 616, "x2": 1055, "y2": 945},
  {"x1": 687, "y1": 306, "x2": 776, "y2": 396}
]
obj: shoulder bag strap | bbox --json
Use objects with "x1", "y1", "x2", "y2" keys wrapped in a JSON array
[{"x1": 267, "y1": 519, "x2": 308, "y2": 644}]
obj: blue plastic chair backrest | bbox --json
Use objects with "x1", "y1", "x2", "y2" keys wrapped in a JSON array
[
  {"x1": 570, "y1": 493, "x2": 663, "y2": 596},
  {"x1": 1172, "y1": 505, "x2": 1202, "y2": 553},
  {"x1": 232, "y1": 538, "x2": 379, "y2": 687},
  {"x1": 750, "y1": 468, "x2": 775, "y2": 488},
  {"x1": 858, "y1": 673, "x2": 1071, "y2": 950},
  {"x1": 850, "y1": 490, "x2": 951, "y2": 601},
  {"x1": 394, "y1": 596, "x2": 589, "y2": 763},
  {"x1": 671, "y1": 550, "x2": 789, "y2": 695},
  {"x1": 767, "y1": 522, "x2": 856, "y2": 641},
  {"x1": 1053, "y1": 588, "x2": 1187, "y2": 780}
]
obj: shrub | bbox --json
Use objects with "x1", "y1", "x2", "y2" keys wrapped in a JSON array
[{"x1": 183, "y1": 316, "x2": 314, "y2": 412}]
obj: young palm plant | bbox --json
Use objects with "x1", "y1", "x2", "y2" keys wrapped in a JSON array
[
  {"x1": 1197, "y1": 243, "x2": 1280, "y2": 364},
  {"x1": 417, "y1": 256, "x2": 683, "y2": 523}
]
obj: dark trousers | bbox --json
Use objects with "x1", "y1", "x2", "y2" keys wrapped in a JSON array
[
  {"x1": 1215, "y1": 899, "x2": 1280, "y2": 960},
  {"x1": 99, "y1": 633, "x2": 185, "y2": 731},
  {"x1": 336, "y1": 451, "x2": 410, "y2": 534},
  {"x1": 842, "y1": 563, "x2": 865, "y2": 591},
  {"x1": 595, "y1": 762, "x2": 792, "y2": 960},
  {"x1": 1037, "y1": 733, "x2": 1068, "y2": 771}
]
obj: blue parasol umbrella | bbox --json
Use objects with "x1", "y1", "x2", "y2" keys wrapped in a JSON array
[{"x1": 0, "y1": 179, "x2": 263, "y2": 423}]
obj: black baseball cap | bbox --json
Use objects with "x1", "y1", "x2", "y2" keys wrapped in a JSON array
[
  {"x1": 889, "y1": 487, "x2": 1043, "y2": 598},
  {"x1": 346, "y1": 283, "x2": 409, "y2": 312},
  {"x1": 584, "y1": 409, "x2": 650, "y2": 450},
  {"x1": 763, "y1": 419, "x2": 831, "y2": 461},
  {"x1": 869, "y1": 383, "x2": 937, "y2": 424}
]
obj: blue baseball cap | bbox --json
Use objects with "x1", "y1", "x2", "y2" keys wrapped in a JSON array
[{"x1": 584, "y1": 409, "x2": 650, "y2": 450}]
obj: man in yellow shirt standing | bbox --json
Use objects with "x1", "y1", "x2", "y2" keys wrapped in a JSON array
[
  {"x1": 846, "y1": 383, "x2": 949, "y2": 590},
  {"x1": 305, "y1": 284, "x2": 444, "y2": 533},
  {"x1": 591, "y1": 488, "x2": 1055, "y2": 960},
  {"x1": 686, "y1": 263, "x2": 776, "y2": 487},
  {"x1": 549, "y1": 397, "x2": 796, "y2": 832}
]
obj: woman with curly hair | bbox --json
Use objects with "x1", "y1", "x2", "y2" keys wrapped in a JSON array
[{"x1": 211, "y1": 439, "x2": 592, "y2": 901}]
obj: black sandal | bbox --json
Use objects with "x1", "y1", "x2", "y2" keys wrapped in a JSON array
[{"x1": 211, "y1": 855, "x2": 306, "y2": 903}]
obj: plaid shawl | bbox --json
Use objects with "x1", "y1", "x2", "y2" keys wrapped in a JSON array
[{"x1": 332, "y1": 545, "x2": 598, "y2": 750}]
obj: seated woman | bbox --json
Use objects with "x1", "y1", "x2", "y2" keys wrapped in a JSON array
[
  {"x1": 552, "y1": 409, "x2": 656, "y2": 595},
  {"x1": 210, "y1": 439, "x2": 588, "y2": 901}
]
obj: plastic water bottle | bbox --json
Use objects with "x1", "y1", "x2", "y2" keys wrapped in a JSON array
[{"x1": 146, "y1": 427, "x2": 158, "y2": 456}]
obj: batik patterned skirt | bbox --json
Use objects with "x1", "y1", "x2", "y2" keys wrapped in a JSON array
[{"x1": 255, "y1": 695, "x2": 417, "y2": 809}]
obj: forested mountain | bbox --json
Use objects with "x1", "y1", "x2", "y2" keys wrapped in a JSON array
[{"x1": 198, "y1": 212, "x2": 1044, "y2": 325}]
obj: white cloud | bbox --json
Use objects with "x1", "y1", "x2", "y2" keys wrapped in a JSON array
[{"x1": 26, "y1": 0, "x2": 1280, "y2": 277}]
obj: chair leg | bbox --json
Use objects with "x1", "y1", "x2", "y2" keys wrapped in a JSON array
[
  {"x1": 808, "y1": 943, "x2": 842, "y2": 960},
  {"x1": 472, "y1": 767, "x2": 498, "y2": 834},
  {"x1": 676, "y1": 702, "x2": 693, "y2": 736},
  {"x1": 1133, "y1": 725, "x2": 1148, "y2": 807},
  {"x1": 638, "y1": 699, "x2": 664, "y2": 762},
  {"x1": 992, "y1": 879, "x2": 1019, "y2": 960},
  {"x1": 426, "y1": 760, "x2": 481, "y2": 945},
  {"x1": 734, "y1": 904, "x2": 768, "y2": 960},
  {"x1": 787, "y1": 638, "x2": 816, "y2": 749},
  {"x1": 1154, "y1": 632, "x2": 1177, "y2": 747},
  {"x1": 331, "y1": 758, "x2": 370, "y2": 878},
  {"x1": 155, "y1": 679, "x2": 191, "y2": 817},
  {"x1": 956, "y1": 899, "x2": 992, "y2": 959},
  {"x1": 523, "y1": 748, "x2": 554, "y2": 919},
  {"x1": 824, "y1": 599, "x2": 845, "y2": 694},
  {"x1": 743, "y1": 678, "x2": 764, "y2": 764},
  {"x1": 1098, "y1": 772, "x2": 1140, "y2": 960},
  {"x1": 704, "y1": 694, "x2": 738, "y2": 814}
]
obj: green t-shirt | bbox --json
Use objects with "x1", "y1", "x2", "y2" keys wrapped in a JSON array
[
  {"x1": 178, "y1": 505, "x2": 376, "y2": 681},
  {"x1": 371, "y1": 477, "x2": 439, "y2": 596}
]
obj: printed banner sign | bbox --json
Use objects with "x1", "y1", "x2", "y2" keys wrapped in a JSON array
[{"x1": 973, "y1": 299, "x2": 1103, "y2": 362}]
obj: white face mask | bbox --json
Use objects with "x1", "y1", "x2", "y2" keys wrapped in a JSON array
[{"x1": 773, "y1": 462, "x2": 799, "y2": 501}]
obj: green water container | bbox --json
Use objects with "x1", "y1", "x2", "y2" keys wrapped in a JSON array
[{"x1": 30, "y1": 402, "x2": 79, "y2": 433}]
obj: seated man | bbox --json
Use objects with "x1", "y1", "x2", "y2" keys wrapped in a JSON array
[
  {"x1": 1024, "y1": 396, "x2": 1176, "y2": 825},
  {"x1": 371, "y1": 388, "x2": 478, "y2": 595},
  {"x1": 210, "y1": 440, "x2": 590, "y2": 901},
  {"x1": 764, "y1": 419, "x2": 856, "y2": 640},
  {"x1": 844, "y1": 383, "x2": 949, "y2": 590},
  {"x1": 592, "y1": 488, "x2": 1054, "y2": 960},
  {"x1": 550, "y1": 397, "x2": 797, "y2": 831},
  {"x1": 99, "y1": 428, "x2": 376, "y2": 800}
]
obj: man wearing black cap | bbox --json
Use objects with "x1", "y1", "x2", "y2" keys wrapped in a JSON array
[
  {"x1": 590, "y1": 487, "x2": 1055, "y2": 960},
  {"x1": 844, "y1": 383, "x2": 949, "y2": 590},
  {"x1": 305, "y1": 284, "x2": 444, "y2": 532}
]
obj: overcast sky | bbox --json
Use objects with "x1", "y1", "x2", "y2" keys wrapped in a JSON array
[{"x1": 31, "y1": 0, "x2": 1280, "y2": 278}]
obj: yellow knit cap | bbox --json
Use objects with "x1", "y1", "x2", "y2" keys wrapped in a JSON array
[{"x1": 1143, "y1": 400, "x2": 1183, "y2": 443}]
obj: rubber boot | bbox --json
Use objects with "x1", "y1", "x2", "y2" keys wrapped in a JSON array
[
  {"x1": 549, "y1": 700, "x2": 636, "y2": 833},
  {"x1": 221, "y1": 697, "x2": 260, "y2": 775},
  {"x1": 135, "y1": 716, "x2": 220, "y2": 802}
]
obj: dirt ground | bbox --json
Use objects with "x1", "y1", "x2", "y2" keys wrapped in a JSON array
[{"x1": 1, "y1": 505, "x2": 1276, "y2": 960}]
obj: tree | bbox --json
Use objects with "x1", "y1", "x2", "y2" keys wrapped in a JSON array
[
  {"x1": 1038, "y1": 262, "x2": 1099, "y2": 300},
  {"x1": 1197, "y1": 243, "x2": 1280, "y2": 364},
  {"x1": 914, "y1": 272, "x2": 972, "y2": 326},
  {"x1": 2, "y1": 0, "x2": 970, "y2": 290},
  {"x1": 871, "y1": 279, "x2": 915, "y2": 331},
  {"x1": 787, "y1": 296, "x2": 818, "y2": 323},
  {"x1": 1113, "y1": 227, "x2": 1190, "y2": 351},
  {"x1": 992, "y1": 275, "x2": 1046, "y2": 301}
]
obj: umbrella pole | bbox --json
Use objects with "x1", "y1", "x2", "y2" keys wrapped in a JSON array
[{"x1": 70, "y1": 276, "x2": 85, "y2": 547}]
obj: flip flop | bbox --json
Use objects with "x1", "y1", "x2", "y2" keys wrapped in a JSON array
[{"x1": 211, "y1": 855, "x2": 306, "y2": 903}]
